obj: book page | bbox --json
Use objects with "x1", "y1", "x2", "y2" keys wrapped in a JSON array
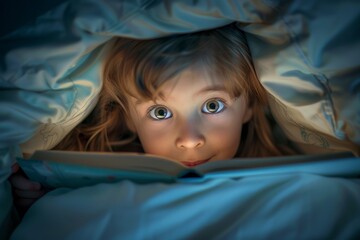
[{"x1": 29, "y1": 150, "x2": 187, "y2": 175}]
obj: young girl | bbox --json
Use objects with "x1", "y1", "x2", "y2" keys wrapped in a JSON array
[
  {"x1": 11, "y1": 23, "x2": 292, "y2": 214},
  {"x1": 54, "y1": 23, "x2": 290, "y2": 162}
]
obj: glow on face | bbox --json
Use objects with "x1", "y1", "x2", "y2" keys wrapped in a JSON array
[{"x1": 127, "y1": 69, "x2": 253, "y2": 166}]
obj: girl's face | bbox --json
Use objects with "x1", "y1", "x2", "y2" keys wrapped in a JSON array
[{"x1": 127, "y1": 69, "x2": 253, "y2": 166}]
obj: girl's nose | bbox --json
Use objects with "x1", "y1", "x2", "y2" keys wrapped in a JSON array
[{"x1": 175, "y1": 120, "x2": 205, "y2": 149}]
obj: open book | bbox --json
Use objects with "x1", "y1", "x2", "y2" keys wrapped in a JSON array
[{"x1": 17, "y1": 150, "x2": 359, "y2": 188}]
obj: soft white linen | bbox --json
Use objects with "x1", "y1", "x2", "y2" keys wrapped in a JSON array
[{"x1": 11, "y1": 174, "x2": 360, "y2": 239}]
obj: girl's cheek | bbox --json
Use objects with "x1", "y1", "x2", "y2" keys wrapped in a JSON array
[
  {"x1": 204, "y1": 112, "x2": 236, "y2": 130},
  {"x1": 205, "y1": 113, "x2": 243, "y2": 138},
  {"x1": 140, "y1": 132, "x2": 173, "y2": 156},
  {"x1": 137, "y1": 122, "x2": 173, "y2": 146}
]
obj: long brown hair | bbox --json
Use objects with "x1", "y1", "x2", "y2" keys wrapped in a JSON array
[{"x1": 54, "y1": 23, "x2": 289, "y2": 157}]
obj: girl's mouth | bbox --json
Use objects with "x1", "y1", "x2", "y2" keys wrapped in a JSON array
[{"x1": 180, "y1": 158, "x2": 211, "y2": 167}]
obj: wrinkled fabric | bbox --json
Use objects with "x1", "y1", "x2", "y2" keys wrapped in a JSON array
[
  {"x1": 10, "y1": 174, "x2": 360, "y2": 239},
  {"x1": 243, "y1": 0, "x2": 360, "y2": 154}
]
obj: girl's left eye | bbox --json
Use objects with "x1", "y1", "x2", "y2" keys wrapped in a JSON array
[{"x1": 202, "y1": 99, "x2": 226, "y2": 114}]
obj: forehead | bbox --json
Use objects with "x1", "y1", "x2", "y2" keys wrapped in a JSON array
[{"x1": 159, "y1": 68, "x2": 226, "y2": 96}]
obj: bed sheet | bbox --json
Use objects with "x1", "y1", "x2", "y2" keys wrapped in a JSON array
[{"x1": 10, "y1": 173, "x2": 360, "y2": 239}]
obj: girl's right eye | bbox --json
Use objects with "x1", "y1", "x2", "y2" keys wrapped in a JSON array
[{"x1": 148, "y1": 106, "x2": 172, "y2": 120}]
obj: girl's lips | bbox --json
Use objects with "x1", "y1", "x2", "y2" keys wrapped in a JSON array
[{"x1": 180, "y1": 158, "x2": 211, "y2": 167}]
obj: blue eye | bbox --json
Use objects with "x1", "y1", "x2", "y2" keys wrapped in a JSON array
[
  {"x1": 202, "y1": 99, "x2": 225, "y2": 114},
  {"x1": 149, "y1": 106, "x2": 172, "y2": 120}
]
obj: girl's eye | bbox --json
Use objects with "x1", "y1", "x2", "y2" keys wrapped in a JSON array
[
  {"x1": 202, "y1": 99, "x2": 225, "y2": 114},
  {"x1": 149, "y1": 106, "x2": 172, "y2": 120}
]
